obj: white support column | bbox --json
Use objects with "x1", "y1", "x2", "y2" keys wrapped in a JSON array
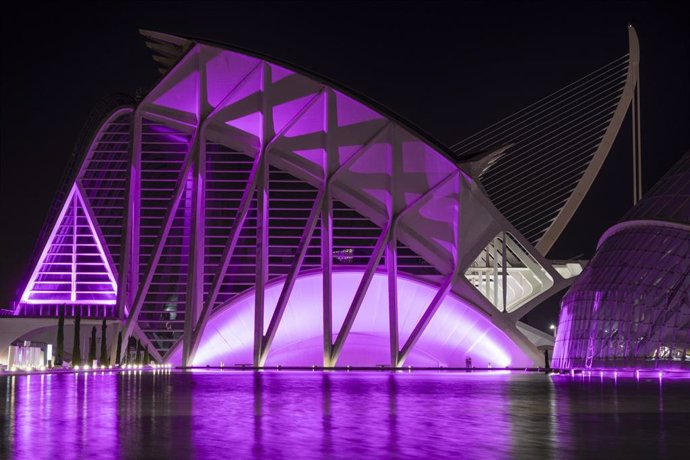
[
  {"x1": 330, "y1": 222, "x2": 393, "y2": 365},
  {"x1": 119, "y1": 155, "x2": 193, "y2": 361},
  {"x1": 182, "y1": 133, "x2": 206, "y2": 367},
  {"x1": 186, "y1": 85, "x2": 324, "y2": 366},
  {"x1": 253, "y1": 63, "x2": 274, "y2": 368},
  {"x1": 502, "y1": 232, "x2": 508, "y2": 313},
  {"x1": 386, "y1": 232, "x2": 399, "y2": 367},
  {"x1": 111, "y1": 110, "x2": 141, "y2": 361},
  {"x1": 321, "y1": 190, "x2": 333, "y2": 367},
  {"x1": 188, "y1": 151, "x2": 263, "y2": 360},
  {"x1": 493, "y1": 238, "x2": 499, "y2": 306},
  {"x1": 121, "y1": 112, "x2": 142, "y2": 318},
  {"x1": 484, "y1": 247, "x2": 491, "y2": 297},
  {"x1": 323, "y1": 89, "x2": 337, "y2": 367},
  {"x1": 254, "y1": 151, "x2": 269, "y2": 367},
  {"x1": 388, "y1": 130, "x2": 401, "y2": 368}
]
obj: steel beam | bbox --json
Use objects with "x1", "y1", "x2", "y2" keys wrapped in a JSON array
[
  {"x1": 186, "y1": 87, "x2": 325, "y2": 365},
  {"x1": 189, "y1": 150, "x2": 262, "y2": 359},
  {"x1": 254, "y1": 63, "x2": 273, "y2": 368},
  {"x1": 321, "y1": 190, "x2": 333, "y2": 366},
  {"x1": 536, "y1": 26, "x2": 640, "y2": 255},
  {"x1": 322, "y1": 89, "x2": 338, "y2": 367},
  {"x1": 502, "y1": 232, "x2": 508, "y2": 312},
  {"x1": 386, "y1": 232, "x2": 399, "y2": 367},
  {"x1": 119, "y1": 154, "x2": 193, "y2": 361},
  {"x1": 182, "y1": 134, "x2": 206, "y2": 367},
  {"x1": 330, "y1": 221, "x2": 393, "y2": 365},
  {"x1": 111, "y1": 110, "x2": 141, "y2": 361},
  {"x1": 397, "y1": 271, "x2": 458, "y2": 366},
  {"x1": 259, "y1": 189, "x2": 325, "y2": 365},
  {"x1": 254, "y1": 151, "x2": 269, "y2": 367}
]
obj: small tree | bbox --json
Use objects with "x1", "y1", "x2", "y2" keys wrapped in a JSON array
[
  {"x1": 88, "y1": 326, "x2": 97, "y2": 365},
  {"x1": 144, "y1": 345, "x2": 150, "y2": 365},
  {"x1": 99, "y1": 319, "x2": 108, "y2": 365},
  {"x1": 135, "y1": 339, "x2": 142, "y2": 364},
  {"x1": 115, "y1": 331, "x2": 123, "y2": 366},
  {"x1": 72, "y1": 310, "x2": 82, "y2": 366},
  {"x1": 55, "y1": 305, "x2": 65, "y2": 366}
]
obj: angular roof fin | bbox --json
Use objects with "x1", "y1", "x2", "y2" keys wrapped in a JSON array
[{"x1": 139, "y1": 29, "x2": 193, "y2": 74}]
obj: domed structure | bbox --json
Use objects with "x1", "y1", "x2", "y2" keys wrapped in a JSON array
[{"x1": 552, "y1": 150, "x2": 690, "y2": 370}]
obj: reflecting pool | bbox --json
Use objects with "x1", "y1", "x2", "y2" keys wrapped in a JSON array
[{"x1": 1, "y1": 371, "x2": 689, "y2": 459}]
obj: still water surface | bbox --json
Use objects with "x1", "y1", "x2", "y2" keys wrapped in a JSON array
[{"x1": 1, "y1": 370, "x2": 689, "y2": 459}]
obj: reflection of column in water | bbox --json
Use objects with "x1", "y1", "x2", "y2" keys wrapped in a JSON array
[
  {"x1": 89, "y1": 371, "x2": 118, "y2": 456},
  {"x1": 322, "y1": 373, "x2": 332, "y2": 456},
  {"x1": 549, "y1": 376, "x2": 574, "y2": 456},
  {"x1": 118, "y1": 370, "x2": 137, "y2": 457},
  {"x1": 253, "y1": 372, "x2": 264, "y2": 457},
  {"x1": 0, "y1": 375, "x2": 16, "y2": 458},
  {"x1": 387, "y1": 374, "x2": 398, "y2": 456},
  {"x1": 169, "y1": 371, "x2": 193, "y2": 458},
  {"x1": 508, "y1": 377, "x2": 557, "y2": 458},
  {"x1": 120, "y1": 370, "x2": 193, "y2": 457}
]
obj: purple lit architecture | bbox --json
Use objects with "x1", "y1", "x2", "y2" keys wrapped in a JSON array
[
  {"x1": 5, "y1": 28, "x2": 646, "y2": 369},
  {"x1": 552, "y1": 151, "x2": 690, "y2": 370}
]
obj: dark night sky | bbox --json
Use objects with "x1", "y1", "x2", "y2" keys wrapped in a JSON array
[{"x1": 1, "y1": 1, "x2": 688, "y2": 331}]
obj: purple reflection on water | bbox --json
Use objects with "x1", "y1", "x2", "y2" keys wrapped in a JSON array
[{"x1": 2, "y1": 371, "x2": 689, "y2": 459}]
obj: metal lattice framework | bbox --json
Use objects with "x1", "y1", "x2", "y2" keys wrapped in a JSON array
[{"x1": 16, "y1": 29, "x2": 616, "y2": 368}]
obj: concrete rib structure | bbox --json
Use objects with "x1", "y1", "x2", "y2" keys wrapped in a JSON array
[{"x1": 7, "y1": 29, "x2": 644, "y2": 369}]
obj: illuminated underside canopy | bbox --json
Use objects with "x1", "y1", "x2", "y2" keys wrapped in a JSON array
[{"x1": 167, "y1": 271, "x2": 531, "y2": 368}]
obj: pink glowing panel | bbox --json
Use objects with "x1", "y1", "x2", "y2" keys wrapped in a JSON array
[
  {"x1": 338, "y1": 145, "x2": 362, "y2": 166},
  {"x1": 21, "y1": 184, "x2": 118, "y2": 305},
  {"x1": 273, "y1": 95, "x2": 318, "y2": 135},
  {"x1": 282, "y1": 93, "x2": 325, "y2": 138},
  {"x1": 270, "y1": 63, "x2": 294, "y2": 83},
  {"x1": 335, "y1": 91, "x2": 384, "y2": 127},
  {"x1": 168, "y1": 271, "x2": 530, "y2": 368},
  {"x1": 213, "y1": 67, "x2": 263, "y2": 130},
  {"x1": 152, "y1": 71, "x2": 200, "y2": 116},
  {"x1": 225, "y1": 112, "x2": 262, "y2": 138},
  {"x1": 334, "y1": 141, "x2": 392, "y2": 214},
  {"x1": 204, "y1": 49, "x2": 260, "y2": 108},
  {"x1": 293, "y1": 148, "x2": 326, "y2": 167},
  {"x1": 397, "y1": 176, "x2": 459, "y2": 265},
  {"x1": 400, "y1": 137, "x2": 456, "y2": 205}
]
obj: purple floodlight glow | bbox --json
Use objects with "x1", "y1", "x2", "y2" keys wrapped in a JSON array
[
  {"x1": 225, "y1": 112, "x2": 262, "y2": 138},
  {"x1": 168, "y1": 270, "x2": 530, "y2": 368},
  {"x1": 272, "y1": 95, "x2": 317, "y2": 135},
  {"x1": 152, "y1": 71, "x2": 200, "y2": 116},
  {"x1": 205, "y1": 49, "x2": 260, "y2": 108},
  {"x1": 20, "y1": 184, "x2": 117, "y2": 305}
]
